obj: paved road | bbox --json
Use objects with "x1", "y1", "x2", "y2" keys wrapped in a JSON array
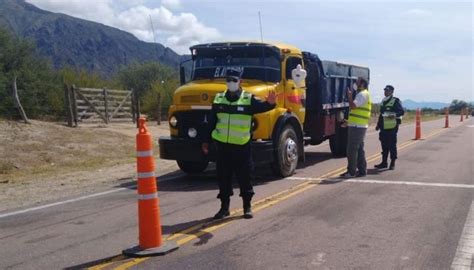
[{"x1": 0, "y1": 116, "x2": 472, "y2": 269}]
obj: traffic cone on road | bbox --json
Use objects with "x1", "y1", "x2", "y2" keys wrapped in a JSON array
[
  {"x1": 123, "y1": 117, "x2": 178, "y2": 257},
  {"x1": 460, "y1": 109, "x2": 464, "y2": 122},
  {"x1": 415, "y1": 108, "x2": 421, "y2": 140},
  {"x1": 444, "y1": 108, "x2": 449, "y2": 128}
]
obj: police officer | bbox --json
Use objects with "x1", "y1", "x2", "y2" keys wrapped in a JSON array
[
  {"x1": 375, "y1": 85, "x2": 404, "y2": 170},
  {"x1": 202, "y1": 68, "x2": 276, "y2": 219}
]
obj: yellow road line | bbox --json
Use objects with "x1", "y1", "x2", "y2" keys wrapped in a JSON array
[
  {"x1": 90, "y1": 124, "x2": 456, "y2": 270},
  {"x1": 87, "y1": 255, "x2": 126, "y2": 270},
  {"x1": 112, "y1": 258, "x2": 148, "y2": 270},
  {"x1": 166, "y1": 181, "x2": 310, "y2": 241},
  {"x1": 176, "y1": 183, "x2": 318, "y2": 246},
  {"x1": 88, "y1": 261, "x2": 114, "y2": 270},
  {"x1": 167, "y1": 125, "x2": 453, "y2": 246}
]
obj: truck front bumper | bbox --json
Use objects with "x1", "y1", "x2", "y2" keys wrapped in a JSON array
[
  {"x1": 158, "y1": 136, "x2": 212, "y2": 161},
  {"x1": 158, "y1": 136, "x2": 274, "y2": 165}
]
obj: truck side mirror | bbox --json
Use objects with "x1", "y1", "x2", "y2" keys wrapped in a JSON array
[
  {"x1": 291, "y1": 64, "x2": 307, "y2": 88},
  {"x1": 180, "y1": 66, "x2": 186, "y2": 85}
]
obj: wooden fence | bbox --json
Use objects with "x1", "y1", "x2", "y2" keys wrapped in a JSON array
[{"x1": 64, "y1": 85, "x2": 139, "y2": 126}]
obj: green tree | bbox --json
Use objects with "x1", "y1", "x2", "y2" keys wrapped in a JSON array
[
  {"x1": 59, "y1": 67, "x2": 121, "y2": 89},
  {"x1": 0, "y1": 27, "x2": 64, "y2": 120},
  {"x1": 117, "y1": 62, "x2": 178, "y2": 119},
  {"x1": 449, "y1": 99, "x2": 470, "y2": 114}
]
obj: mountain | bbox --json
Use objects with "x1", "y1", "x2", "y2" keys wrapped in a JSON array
[
  {"x1": 0, "y1": 0, "x2": 183, "y2": 76},
  {"x1": 402, "y1": 99, "x2": 450, "y2": 110}
]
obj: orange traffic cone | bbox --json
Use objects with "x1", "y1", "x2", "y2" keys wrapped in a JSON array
[
  {"x1": 123, "y1": 117, "x2": 178, "y2": 257},
  {"x1": 415, "y1": 108, "x2": 421, "y2": 140},
  {"x1": 444, "y1": 108, "x2": 449, "y2": 128},
  {"x1": 460, "y1": 109, "x2": 464, "y2": 122}
]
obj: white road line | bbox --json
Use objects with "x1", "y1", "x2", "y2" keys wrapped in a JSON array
[
  {"x1": 451, "y1": 201, "x2": 474, "y2": 270},
  {"x1": 287, "y1": 177, "x2": 474, "y2": 189},
  {"x1": 0, "y1": 173, "x2": 185, "y2": 219},
  {"x1": 0, "y1": 188, "x2": 128, "y2": 219},
  {"x1": 346, "y1": 179, "x2": 474, "y2": 189},
  {"x1": 288, "y1": 176, "x2": 323, "y2": 181}
]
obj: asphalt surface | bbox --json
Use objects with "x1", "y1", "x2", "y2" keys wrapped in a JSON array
[{"x1": 0, "y1": 116, "x2": 472, "y2": 270}]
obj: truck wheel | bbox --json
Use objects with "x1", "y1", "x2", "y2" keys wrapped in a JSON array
[
  {"x1": 272, "y1": 125, "x2": 299, "y2": 177},
  {"x1": 329, "y1": 125, "x2": 347, "y2": 157},
  {"x1": 177, "y1": 160, "x2": 208, "y2": 174}
]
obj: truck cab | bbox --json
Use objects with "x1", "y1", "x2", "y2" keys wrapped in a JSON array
[{"x1": 159, "y1": 41, "x2": 369, "y2": 176}]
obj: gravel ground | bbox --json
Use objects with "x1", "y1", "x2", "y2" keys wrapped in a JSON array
[{"x1": 0, "y1": 120, "x2": 179, "y2": 213}]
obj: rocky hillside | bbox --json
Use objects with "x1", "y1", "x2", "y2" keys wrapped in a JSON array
[{"x1": 0, "y1": 0, "x2": 183, "y2": 76}]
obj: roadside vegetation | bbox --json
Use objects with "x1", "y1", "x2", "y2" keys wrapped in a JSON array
[{"x1": 0, "y1": 27, "x2": 179, "y2": 122}]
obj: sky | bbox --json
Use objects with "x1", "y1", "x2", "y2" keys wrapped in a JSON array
[{"x1": 27, "y1": 0, "x2": 473, "y2": 103}]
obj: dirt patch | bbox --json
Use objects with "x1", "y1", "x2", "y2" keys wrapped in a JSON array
[{"x1": 0, "y1": 120, "x2": 179, "y2": 212}]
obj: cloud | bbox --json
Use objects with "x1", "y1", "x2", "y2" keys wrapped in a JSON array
[
  {"x1": 402, "y1": 9, "x2": 432, "y2": 17},
  {"x1": 26, "y1": 0, "x2": 221, "y2": 54},
  {"x1": 161, "y1": 0, "x2": 181, "y2": 9}
]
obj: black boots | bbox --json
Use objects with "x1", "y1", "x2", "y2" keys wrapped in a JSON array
[
  {"x1": 213, "y1": 197, "x2": 230, "y2": 219},
  {"x1": 375, "y1": 159, "x2": 396, "y2": 170},
  {"x1": 389, "y1": 159, "x2": 396, "y2": 170},
  {"x1": 374, "y1": 161, "x2": 388, "y2": 169},
  {"x1": 213, "y1": 196, "x2": 253, "y2": 219},
  {"x1": 375, "y1": 153, "x2": 388, "y2": 169},
  {"x1": 243, "y1": 197, "x2": 253, "y2": 219}
]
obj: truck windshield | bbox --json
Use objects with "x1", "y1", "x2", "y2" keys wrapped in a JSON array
[{"x1": 191, "y1": 46, "x2": 281, "y2": 83}]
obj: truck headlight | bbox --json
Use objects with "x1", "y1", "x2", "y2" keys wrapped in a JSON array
[
  {"x1": 188, "y1": 128, "x2": 197, "y2": 138},
  {"x1": 337, "y1": 111, "x2": 345, "y2": 122},
  {"x1": 251, "y1": 118, "x2": 258, "y2": 131},
  {"x1": 169, "y1": 115, "x2": 178, "y2": 128}
]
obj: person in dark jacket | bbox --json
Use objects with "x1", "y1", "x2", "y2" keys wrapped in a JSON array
[
  {"x1": 375, "y1": 85, "x2": 405, "y2": 170},
  {"x1": 202, "y1": 68, "x2": 276, "y2": 219}
]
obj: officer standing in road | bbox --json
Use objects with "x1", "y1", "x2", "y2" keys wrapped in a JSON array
[
  {"x1": 202, "y1": 68, "x2": 276, "y2": 219},
  {"x1": 340, "y1": 77, "x2": 372, "y2": 178},
  {"x1": 375, "y1": 85, "x2": 404, "y2": 170}
]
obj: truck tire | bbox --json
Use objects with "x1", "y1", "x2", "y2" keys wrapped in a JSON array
[
  {"x1": 177, "y1": 160, "x2": 208, "y2": 174},
  {"x1": 329, "y1": 125, "x2": 347, "y2": 157},
  {"x1": 272, "y1": 125, "x2": 299, "y2": 177}
]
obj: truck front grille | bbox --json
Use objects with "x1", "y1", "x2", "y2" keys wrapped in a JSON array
[
  {"x1": 176, "y1": 110, "x2": 212, "y2": 140},
  {"x1": 180, "y1": 95, "x2": 201, "y2": 103}
]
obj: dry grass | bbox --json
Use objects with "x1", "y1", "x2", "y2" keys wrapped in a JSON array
[
  {"x1": 369, "y1": 111, "x2": 444, "y2": 126},
  {"x1": 402, "y1": 111, "x2": 444, "y2": 123},
  {"x1": 0, "y1": 120, "x2": 136, "y2": 184}
]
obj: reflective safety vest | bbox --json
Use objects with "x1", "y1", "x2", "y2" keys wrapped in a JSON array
[
  {"x1": 382, "y1": 97, "x2": 397, "y2": 130},
  {"x1": 348, "y1": 89, "x2": 372, "y2": 127},
  {"x1": 211, "y1": 91, "x2": 253, "y2": 145}
]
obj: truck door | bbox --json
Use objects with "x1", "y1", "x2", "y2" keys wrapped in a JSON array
[{"x1": 284, "y1": 56, "x2": 305, "y2": 123}]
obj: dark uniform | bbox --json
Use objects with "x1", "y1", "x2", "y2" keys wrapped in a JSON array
[
  {"x1": 375, "y1": 91, "x2": 404, "y2": 170},
  {"x1": 206, "y1": 84, "x2": 274, "y2": 219}
]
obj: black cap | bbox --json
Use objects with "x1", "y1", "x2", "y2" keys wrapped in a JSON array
[
  {"x1": 225, "y1": 68, "x2": 242, "y2": 79},
  {"x1": 384, "y1": 85, "x2": 394, "y2": 91}
]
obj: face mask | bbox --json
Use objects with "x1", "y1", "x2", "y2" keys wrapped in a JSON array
[
  {"x1": 227, "y1": 81, "x2": 239, "y2": 92},
  {"x1": 352, "y1": 83, "x2": 358, "y2": 91}
]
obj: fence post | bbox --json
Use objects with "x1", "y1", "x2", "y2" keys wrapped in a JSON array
[
  {"x1": 64, "y1": 84, "x2": 73, "y2": 127},
  {"x1": 103, "y1": 88, "x2": 109, "y2": 124},
  {"x1": 132, "y1": 89, "x2": 141, "y2": 128},
  {"x1": 136, "y1": 93, "x2": 141, "y2": 128},
  {"x1": 131, "y1": 89, "x2": 136, "y2": 124},
  {"x1": 71, "y1": 85, "x2": 78, "y2": 127},
  {"x1": 157, "y1": 92, "x2": 161, "y2": 125}
]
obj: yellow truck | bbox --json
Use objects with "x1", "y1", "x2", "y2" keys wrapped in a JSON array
[{"x1": 158, "y1": 41, "x2": 369, "y2": 176}]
